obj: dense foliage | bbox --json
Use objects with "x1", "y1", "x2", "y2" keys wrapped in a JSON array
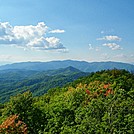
[
  {"x1": 0, "y1": 69, "x2": 134, "y2": 134},
  {"x1": 0, "y1": 67, "x2": 88, "y2": 103}
]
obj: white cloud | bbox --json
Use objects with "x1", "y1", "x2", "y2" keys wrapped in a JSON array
[
  {"x1": 88, "y1": 44, "x2": 100, "y2": 51},
  {"x1": 102, "y1": 43, "x2": 122, "y2": 50},
  {"x1": 26, "y1": 36, "x2": 66, "y2": 51},
  {"x1": 0, "y1": 22, "x2": 13, "y2": 36},
  {"x1": 88, "y1": 44, "x2": 93, "y2": 50},
  {"x1": 97, "y1": 35, "x2": 121, "y2": 41},
  {"x1": 0, "y1": 21, "x2": 67, "y2": 52},
  {"x1": 57, "y1": 48, "x2": 69, "y2": 53},
  {"x1": 49, "y1": 29, "x2": 65, "y2": 33},
  {"x1": 46, "y1": 37, "x2": 65, "y2": 49}
]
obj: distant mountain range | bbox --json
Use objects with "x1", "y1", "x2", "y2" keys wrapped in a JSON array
[
  {"x1": 0, "y1": 60, "x2": 134, "y2": 72},
  {"x1": 0, "y1": 60, "x2": 134, "y2": 103}
]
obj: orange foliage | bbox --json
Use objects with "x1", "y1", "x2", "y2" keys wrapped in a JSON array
[
  {"x1": 85, "y1": 89, "x2": 90, "y2": 95},
  {"x1": 104, "y1": 89, "x2": 113, "y2": 96},
  {"x1": 103, "y1": 84, "x2": 110, "y2": 89},
  {"x1": 0, "y1": 115, "x2": 27, "y2": 134}
]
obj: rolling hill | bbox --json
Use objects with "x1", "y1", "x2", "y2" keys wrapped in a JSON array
[
  {"x1": 0, "y1": 66, "x2": 88, "y2": 103},
  {"x1": 0, "y1": 69, "x2": 133, "y2": 133}
]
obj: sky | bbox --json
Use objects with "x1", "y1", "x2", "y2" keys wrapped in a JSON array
[{"x1": 0, "y1": 0, "x2": 134, "y2": 64}]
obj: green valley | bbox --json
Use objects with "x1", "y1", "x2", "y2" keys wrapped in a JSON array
[{"x1": 0, "y1": 66, "x2": 88, "y2": 103}]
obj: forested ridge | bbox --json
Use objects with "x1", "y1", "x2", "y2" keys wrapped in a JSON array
[
  {"x1": 0, "y1": 69, "x2": 134, "y2": 134},
  {"x1": 0, "y1": 60, "x2": 134, "y2": 72},
  {"x1": 0, "y1": 66, "x2": 88, "y2": 103}
]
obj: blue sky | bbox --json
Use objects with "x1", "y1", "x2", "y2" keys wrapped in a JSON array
[{"x1": 0, "y1": 0, "x2": 134, "y2": 64}]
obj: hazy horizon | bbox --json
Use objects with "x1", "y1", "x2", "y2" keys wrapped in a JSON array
[
  {"x1": 0, "y1": 0, "x2": 134, "y2": 64},
  {"x1": 0, "y1": 59, "x2": 134, "y2": 67}
]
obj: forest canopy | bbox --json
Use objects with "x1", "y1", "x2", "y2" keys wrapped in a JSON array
[{"x1": 0, "y1": 69, "x2": 134, "y2": 134}]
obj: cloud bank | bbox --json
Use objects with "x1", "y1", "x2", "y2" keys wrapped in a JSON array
[
  {"x1": 97, "y1": 35, "x2": 121, "y2": 41},
  {"x1": 102, "y1": 43, "x2": 122, "y2": 50},
  {"x1": 0, "y1": 22, "x2": 67, "y2": 52}
]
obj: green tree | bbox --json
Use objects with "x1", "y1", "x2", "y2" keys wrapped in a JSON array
[{"x1": 2, "y1": 91, "x2": 46, "y2": 134}]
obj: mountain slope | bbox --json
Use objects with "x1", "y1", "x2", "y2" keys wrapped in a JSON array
[
  {"x1": 0, "y1": 60, "x2": 134, "y2": 72},
  {"x1": 0, "y1": 69, "x2": 133, "y2": 133},
  {"x1": 0, "y1": 66, "x2": 88, "y2": 103}
]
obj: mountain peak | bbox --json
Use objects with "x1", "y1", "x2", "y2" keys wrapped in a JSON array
[{"x1": 65, "y1": 66, "x2": 81, "y2": 72}]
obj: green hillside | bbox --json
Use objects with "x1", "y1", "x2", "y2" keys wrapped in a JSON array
[
  {"x1": 0, "y1": 67, "x2": 88, "y2": 103},
  {"x1": 0, "y1": 69, "x2": 133, "y2": 134}
]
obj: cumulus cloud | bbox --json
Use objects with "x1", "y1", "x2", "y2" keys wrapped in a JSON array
[
  {"x1": 97, "y1": 35, "x2": 121, "y2": 41},
  {"x1": 0, "y1": 21, "x2": 67, "y2": 52},
  {"x1": 102, "y1": 43, "x2": 122, "y2": 50},
  {"x1": 0, "y1": 22, "x2": 13, "y2": 36},
  {"x1": 49, "y1": 29, "x2": 65, "y2": 33}
]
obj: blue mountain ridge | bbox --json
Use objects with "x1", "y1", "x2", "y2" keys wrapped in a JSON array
[{"x1": 0, "y1": 60, "x2": 134, "y2": 72}]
